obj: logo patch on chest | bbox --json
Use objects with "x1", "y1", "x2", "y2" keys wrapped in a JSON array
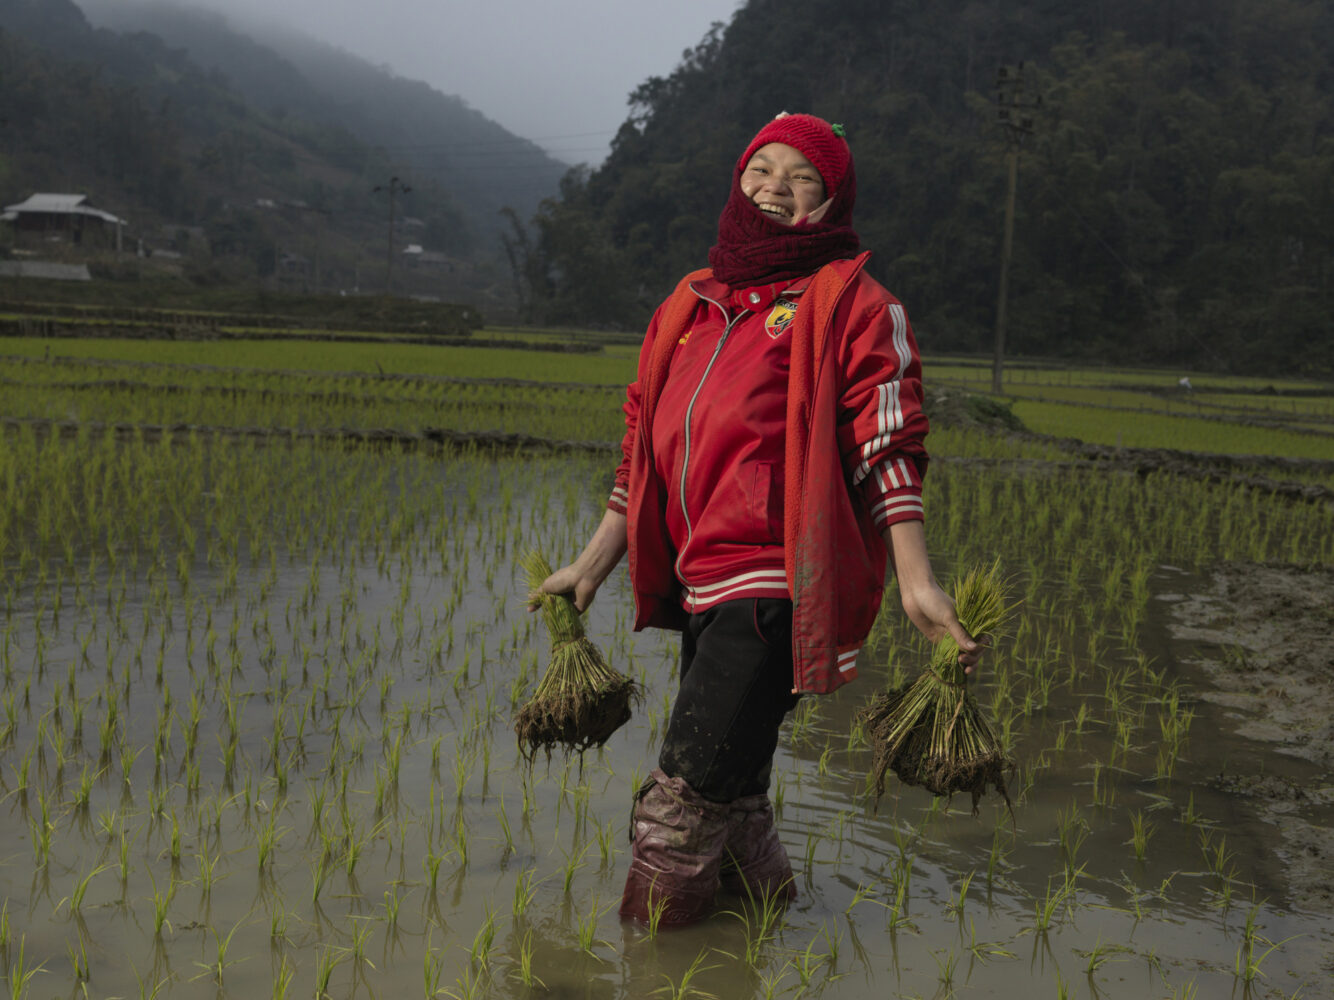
[{"x1": 764, "y1": 298, "x2": 797, "y2": 339}]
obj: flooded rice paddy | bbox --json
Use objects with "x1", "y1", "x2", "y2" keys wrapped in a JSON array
[{"x1": 1, "y1": 424, "x2": 1332, "y2": 999}]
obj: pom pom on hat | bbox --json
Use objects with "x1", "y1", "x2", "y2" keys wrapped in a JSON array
[{"x1": 737, "y1": 112, "x2": 852, "y2": 195}]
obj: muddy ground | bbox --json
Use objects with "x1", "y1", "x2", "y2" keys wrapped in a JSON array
[{"x1": 1163, "y1": 562, "x2": 1334, "y2": 915}]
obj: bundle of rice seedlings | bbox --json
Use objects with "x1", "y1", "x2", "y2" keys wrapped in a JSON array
[
  {"x1": 860, "y1": 562, "x2": 1015, "y2": 813},
  {"x1": 514, "y1": 551, "x2": 638, "y2": 762}
]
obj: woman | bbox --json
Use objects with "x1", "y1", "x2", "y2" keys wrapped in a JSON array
[{"x1": 541, "y1": 112, "x2": 983, "y2": 927}]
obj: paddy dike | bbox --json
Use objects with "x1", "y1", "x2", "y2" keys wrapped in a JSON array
[{"x1": 1162, "y1": 562, "x2": 1334, "y2": 916}]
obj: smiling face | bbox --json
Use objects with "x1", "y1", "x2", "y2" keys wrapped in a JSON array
[{"x1": 740, "y1": 142, "x2": 827, "y2": 225}]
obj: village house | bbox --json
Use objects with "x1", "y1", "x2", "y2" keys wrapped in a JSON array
[{"x1": 1, "y1": 193, "x2": 127, "y2": 250}]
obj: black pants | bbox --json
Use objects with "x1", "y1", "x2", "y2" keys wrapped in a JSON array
[{"x1": 658, "y1": 598, "x2": 802, "y2": 803}]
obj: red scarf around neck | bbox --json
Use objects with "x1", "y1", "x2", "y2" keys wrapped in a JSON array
[{"x1": 707, "y1": 161, "x2": 860, "y2": 288}]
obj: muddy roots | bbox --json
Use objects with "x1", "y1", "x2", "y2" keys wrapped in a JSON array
[
  {"x1": 860, "y1": 681, "x2": 1013, "y2": 815},
  {"x1": 514, "y1": 666, "x2": 637, "y2": 762}
]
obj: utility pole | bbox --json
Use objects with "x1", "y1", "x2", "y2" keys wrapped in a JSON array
[
  {"x1": 992, "y1": 64, "x2": 1040, "y2": 394},
  {"x1": 372, "y1": 176, "x2": 411, "y2": 297}
]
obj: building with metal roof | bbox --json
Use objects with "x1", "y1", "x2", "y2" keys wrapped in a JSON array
[{"x1": 2, "y1": 193, "x2": 126, "y2": 248}]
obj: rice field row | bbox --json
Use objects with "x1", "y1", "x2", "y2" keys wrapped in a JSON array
[
  {"x1": 1007, "y1": 399, "x2": 1334, "y2": 464},
  {"x1": 931, "y1": 359, "x2": 1333, "y2": 399},
  {"x1": 0, "y1": 337, "x2": 638, "y2": 384}
]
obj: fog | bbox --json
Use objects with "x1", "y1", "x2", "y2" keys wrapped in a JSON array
[{"x1": 75, "y1": 0, "x2": 743, "y2": 163}]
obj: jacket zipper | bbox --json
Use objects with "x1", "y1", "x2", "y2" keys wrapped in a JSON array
[{"x1": 674, "y1": 286, "x2": 744, "y2": 589}]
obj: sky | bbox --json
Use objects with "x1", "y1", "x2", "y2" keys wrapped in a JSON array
[{"x1": 81, "y1": 0, "x2": 744, "y2": 165}]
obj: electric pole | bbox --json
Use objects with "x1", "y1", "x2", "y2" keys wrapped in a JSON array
[
  {"x1": 992, "y1": 64, "x2": 1040, "y2": 394},
  {"x1": 373, "y1": 176, "x2": 411, "y2": 297}
]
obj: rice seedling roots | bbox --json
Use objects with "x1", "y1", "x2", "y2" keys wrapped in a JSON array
[
  {"x1": 862, "y1": 686, "x2": 1012, "y2": 814},
  {"x1": 514, "y1": 551, "x2": 640, "y2": 762},
  {"x1": 860, "y1": 563, "x2": 1015, "y2": 815},
  {"x1": 514, "y1": 675, "x2": 636, "y2": 761}
]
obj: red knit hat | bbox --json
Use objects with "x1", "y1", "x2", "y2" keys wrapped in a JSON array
[{"x1": 737, "y1": 112, "x2": 852, "y2": 195}]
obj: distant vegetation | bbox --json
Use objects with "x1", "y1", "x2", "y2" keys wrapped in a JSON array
[{"x1": 505, "y1": 0, "x2": 1334, "y2": 376}]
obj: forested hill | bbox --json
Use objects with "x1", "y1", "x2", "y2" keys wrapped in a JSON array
[
  {"x1": 516, "y1": 0, "x2": 1334, "y2": 376},
  {"x1": 78, "y1": 2, "x2": 567, "y2": 245},
  {"x1": 0, "y1": 0, "x2": 566, "y2": 294}
]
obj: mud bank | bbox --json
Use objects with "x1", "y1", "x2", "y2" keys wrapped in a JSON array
[{"x1": 1163, "y1": 562, "x2": 1334, "y2": 915}]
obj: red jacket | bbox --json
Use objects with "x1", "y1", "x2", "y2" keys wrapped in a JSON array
[{"x1": 609, "y1": 252, "x2": 929, "y2": 694}]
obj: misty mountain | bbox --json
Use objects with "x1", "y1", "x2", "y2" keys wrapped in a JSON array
[{"x1": 74, "y1": 0, "x2": 568, "y2": 246}]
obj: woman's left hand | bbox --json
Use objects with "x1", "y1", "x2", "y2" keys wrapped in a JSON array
[{"x1": 898, "y1": 576, "x2": 986, "y2": 675}]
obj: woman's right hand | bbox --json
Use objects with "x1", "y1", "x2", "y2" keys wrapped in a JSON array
[
  {"x1": 530, "y1": 509, "x2": 629, "y2": 613},
  {"x1": 536, "y1": 561, "x2": 603, "y2": 613}
]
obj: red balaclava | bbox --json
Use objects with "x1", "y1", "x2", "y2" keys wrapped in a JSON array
[{"x1": 708, "y1": 112, "x2": 860, "y2": 288}]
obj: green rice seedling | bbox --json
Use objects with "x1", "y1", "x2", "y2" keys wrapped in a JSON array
[
  {"x1": 984, "y1": 825, "x2": 1011, "y2": 888},
  {"x1": 58, "y1": 862, "x2": 109, "y2": 919},
  {"x1": 383, "y1": 884, "x2": 405, "y2": 930},
  {"x1": 255, "y1": 809, "x2": 286, "y2": 875},
  {"x1": 5, "y1": 936, "x2": 46, "y2": 999},
  {"x1": 861, "y1": 562, "x2": 1015, "y2": 811},
  {"x1": 1057, "y1": 802, "x2": 1090, "y2": 869},
  {"x1": 495, "y1": 794, "x2": 516, "y2": 857},
  {"x1": 469, "y1": 907, "x2": 496, "y2": 971},
  {"x1": 67, "y1": 931, "x2": 90, "y2": 984},
  {"x1": 655, "y1": 947, "x2": 715, "y2": 1000},
  {"x1": 1091, "y1": 760, "x2": 1117, "y2": 808},
  {"x1": 1032, "y1": 876, "x2": 1070, "y2": 934},
  {"x1": 273, "y1": 954, "x2": 295, "y2": 1000},
  {"x1": 1082, "y1": 936, "x2": 1133, "y2": 976},
  {"x1": 512, "y1": 865, "x2": 539, "y2": 919},
  {"x1": 727, "y1": 882, "x2": 788, "y2": 965},
  {"x1": 10, "y1": 745, "x2": 32, "y2": 802},
  {"x1": 349, "y1": 917, "x2": 376, "y2": 974},
  {"x1": 561, "y1": 841, "x2": 589, "y2": 894},
  {"x1": 1233, "y1": 906, "x2": 1295, "y2": 985},
  {"x1": 644, "y1": 887, "x2": 673, "y2": 940},
  {"x1": 344, "y1": 821, "x2": 368, "y2": 880},
  {"x1": 1201, "y1": 829, "x2": 1238, "y2": 880},
  {"x1": 885, "y1": 859, "x2": 916, "y2": 933},
  {"x1": 269, "y1": 901, "x2": 289, "y2": 947},
  {"x1": 422, "y1": 940, "x2": 446, "y2": 998},
  {"x1": 310, "y1": 857, "x2": 328, "y2": 907},
  {"x1": 931, "y1": 948, "x2": 958, "y2": 993},
  {"x1": 594, "y1": 818, "x2": 615, "y2": 868},
  {"x1": 314, "y1": 944, "x2": 342, "y2": 1000},
  {"x1": 192, "y1": 919, "x2": 247, "y2": 986},
  {"x1": 945, "y1": 870, "x2": 974, "y2": 919},
  {"x1": 159, "y1": 809, "x2": 182, "y2": 869},
  {"x1": 30, "y1": 791, "x2": 54, "y2": 868},
  {"x1": 116, "y1": 823, "x2": 138, "y2": 885},
  {"x1": 576, "y1": 896, "x2": 614, "y2": 959},
  {"x1": 789, "y1": 932, "x2": 830, "y2": 991},
  {"x1": 511, "y1": 929, "x2": 544, "y2": 989},
  {"x1": 965, "y1": 918, "x2": 1017, "y2": 963},
  {"x1": 422, "y1": 848, "x2": 445, "y2": 899},
  {"x1": 193, "y1": 848, "x2": 224, "y2": 896},
  {"x1": 1180, "y1": 791, "x2": 1205, "y2": 827},
  {"x1": 514, "y1": 551, "x2": 638, "y2": 760},
  {"x1": 148, "y1": 871, "x2": 174, "y2": 938},
  {"x1": 1129, "y1": 810, "x2": 1154, "y2": 861}
]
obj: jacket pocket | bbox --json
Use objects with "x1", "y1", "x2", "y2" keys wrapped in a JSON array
[{"x1": 750, "y1": 462, "x2": 784, "y2": 544}]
